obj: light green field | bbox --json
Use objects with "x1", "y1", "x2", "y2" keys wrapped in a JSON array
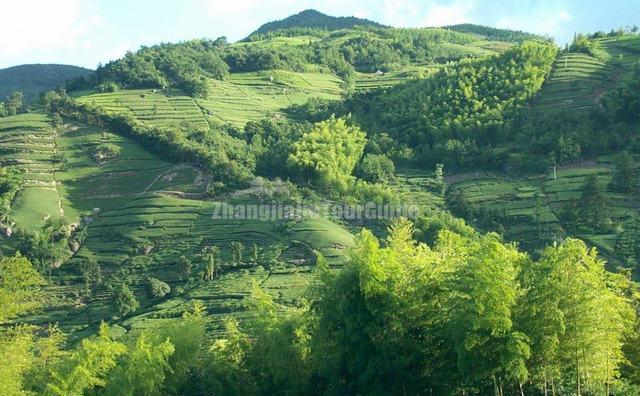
[
  {"x1": 1, "y1": 113, "x2": 355, "y2": 337},
  {"x1": 449, "y1": 161, "x2": 639, "y2": 253},
  {"x1": 197, "y1": 70, "x2": 344, "y2": 127},
  {"x1": 354, "y1": 66, "x2": 439, "y2": 91},
  {"x1": 75, "y1": 89, "x2": 210, "y2": 129},
  {"x1": 237, "y1": 35, "x2": 322, "y2": 47},
  {"x1": 535, "y1": 35, "x2": 640, "y2": 112},
  {"x1": 75, "y1": 70, "x2": 345, "y2": 129}
]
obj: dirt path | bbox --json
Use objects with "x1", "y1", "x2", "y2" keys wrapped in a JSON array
[
  {"x1": 593, "y1": 67, "x2": 623, "y2": 110},
  {"x1": 51, "y1": 127, "x2": 64, "y2": 217},
  {"x1": 142, "y1": 165, "x2": 189, "y2": 193},
  {"x1": 445, "y1": 171, "x2": 492, "y2": 184}
]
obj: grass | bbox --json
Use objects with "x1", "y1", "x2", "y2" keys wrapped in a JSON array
[
  {"x1": 448, "y1": 160, "x2": 639, "y2": 253},
  {"x1": 11, "y1": 187, "x2": 62, "y2": 228},
  {"x1": 75, "y1": 89, "x2": 210, "y2": 129},
  {"x1": 0, "y1": 112, "x2": 355, "y2": 337},
  {"x1": 197, "y1": 70, "x2": 344, "y2": 127},
  {"x1": 535, "y1": 34, "x2": 640, "y2": 112}
]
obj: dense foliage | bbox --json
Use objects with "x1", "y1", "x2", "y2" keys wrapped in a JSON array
[
  {"x1": 350, "y1": 41, "x2": 557, "y2": 167},
  {"x1": 199, "y1": 220, "x2": 639, "y2": 395},
  {"x1": 605, "y1": 61, "x2": 640, "y2": 123},
  {"x1": 6, "y1": 217, "x2": 638, "y2": 395},
  {"x1": 288, "y1": 116, "x2": 366, "y2": 193},
  {"x1": 445, "y1": 23, "x2": 547, "y2": 43},
  {"x1": 0, "y1": 166, "x2": 21, "y2": 221},
  {"x1": 43, "y1": 90, "x2": 254, "y2": 188},
  {"x1": 89, "y1": 39, "x2": 229, "y2": 96},
  {"x1": 74, "y1": 24, "x2": 486, "y2": 96}
]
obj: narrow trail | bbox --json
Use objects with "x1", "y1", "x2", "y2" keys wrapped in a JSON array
[
  {"x1": 594, "y1": 67, "x2": 623, "y2": 110},
  {"x1": 141, "y1": 165, "x2": 189, "y2": 193},
  {"x1": 51, "y1": 126, "x2": 64, "y2": 217}
]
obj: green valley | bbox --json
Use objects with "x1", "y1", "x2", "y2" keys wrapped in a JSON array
[{"x1": 1, "y1": 7, "x2": 640, "y2": 396}]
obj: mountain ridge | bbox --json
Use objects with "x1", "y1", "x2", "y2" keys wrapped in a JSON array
[
  {"x1": 247, "y1": 9, "x2": 386, "y2": 38},
  {"x1": 0, "y1": 63, "x2": 93, "y2": 102}
]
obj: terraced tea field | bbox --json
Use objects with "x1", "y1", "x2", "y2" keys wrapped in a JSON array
[
  {"x1": 75, "y1": 70, "x2": 345, "y2": 129},
  {"x1": 535, "y1": 35, "x2": 640, "y2": 112},
  {"x1": 0, "y1": 113, "x2": 354, "y2": 337},
  {"x1": 596, "y1": 35, "x2": 640, "y2": 83},
  {"x1": 535, "y1": 53, "x2": 615, "y2": 112},
  {"x1": 354, "y1": 66, "x2": 437, "y2": 91},
  {"x1": 448, "y1": 161, "x2": 639, "y2": 254},
  {"x1": 75, "y1": 89, "x2": 210, "y2": 129},
  {"x1": 197, "y1": 70, "x2": 344, "y2": 126},
  {"x1": 0, "y1": 113, "x2": 64, "y2": 229}
]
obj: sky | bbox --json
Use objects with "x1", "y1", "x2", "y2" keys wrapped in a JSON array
[{"x1": 0, "y1": 0, "x2": 638, "y2": 69}]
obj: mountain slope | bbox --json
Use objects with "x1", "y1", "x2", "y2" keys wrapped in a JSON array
[
  {"x1": 0, "y1": 112, "x2": 353, "y2": 337},
  {"x1": 0, "y1": 64, "x2": 93, "y2": 102},
  {"x1": 247, "y1": 9, "x2": 385, "y2": 38}
]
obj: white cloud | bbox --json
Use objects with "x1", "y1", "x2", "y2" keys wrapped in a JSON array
[{"x1": 0, "y1": 0, "x2": 108, "y2": 67}]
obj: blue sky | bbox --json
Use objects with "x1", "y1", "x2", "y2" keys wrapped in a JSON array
[{"x1": 1, "y1": 0, "x2": 637, "y2": 69}]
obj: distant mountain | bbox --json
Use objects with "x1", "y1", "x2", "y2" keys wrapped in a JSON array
[
  {"x1": 248, "y1": 9, "x2": 385, "y2": 38},
  {"x1": 0, "y1": 64, "x2": 93, "y2": 102}
]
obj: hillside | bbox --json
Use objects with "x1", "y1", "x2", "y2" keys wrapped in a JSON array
[
  {"x1": 2, "y1": 9, "x2": 640, "y2": 395},
  {"x1": 0, "y1": 64, "x2": 93, "y2": 102},
  {"x1": 247, "y1": 9, "x2": 385, "y2": 38},
  {"x1": 0, "y1": 112, "x2": 354, "y2": 339}
]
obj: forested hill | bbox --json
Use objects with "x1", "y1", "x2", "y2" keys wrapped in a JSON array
[
  {"x1": 246, "y1": 9, "x2": 385, "y2": 38},
  {"x1": 0, "y1": 64, "x2": 93, "y2": 102},
  {"x1": 2, "y1": 8, "x2": 640, "y2": 394}
]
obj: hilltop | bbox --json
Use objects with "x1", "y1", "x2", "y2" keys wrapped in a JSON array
[
  {"x1": 247, "y1": 9, "x2": 385, "y2": 38},
  {"x1": 0, "y1": 63, "x2": 93, "y2": 102}
]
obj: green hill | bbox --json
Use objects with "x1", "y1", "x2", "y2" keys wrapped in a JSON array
[
  {"x1": 0, "y1": 64, "x2": 93, "y2": 102},
  {"x1": 2, "y1": 9, "x2": 640, "y2": 395},
  {"x1": 0, "y1": 112, "x2": 354, "y2": 338}
]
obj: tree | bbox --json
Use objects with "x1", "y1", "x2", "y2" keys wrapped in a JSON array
[
  {"x1": 434, "y1": 163, "x2": 445, "y2": 192},
  {"x1": 101, "y1": 332, "x2": 175, "y2": 396},
  {"x1": 288, "y1": 116, "x2": 366, "y2": 194},
  {"x1": 202, "y1": 246, "x2": 220, "y2": 280},
  {"x1": 78, "y1": 257, "x2": 101, "y2": 290},
  {"x1": 201, "y1": 317, "x2": 255, "y2": 395},
  {"x1": 518, "y1": 239, "x2": 634, "y2": 394},
  {"x1": 616, "y1": 216, "x2": 640, "y2": 269},
  {"x1": 0, "y1": 254, "x2": 45, "y2": 324},
  {"x1": 610, "y1": 152, "x2": 638, "y2": 193},
  {"x1": 447, "y1": 234, "x2": 530, "y2": 393},
  {"x1": 178, "y1": 255, "x2": 192, "y2": 280},
  {"x1": 576, "y1": 175, "x2": 609, "y2": 231},
  {"x1": 0, "y1": 255, "x2": 47, "y2": 395},
  {"x1": 0, "y1": 166, "x2": 22, "y2": 222},
  {"x1": 5, "y1": 91, "x2": 24, "y2": 115},
  {"x1": 147, "y1": 278, "x2": 171, "y2": 299},
  {"x1": 231, "y1": 242, "x2": 243, "y2": 266},
  {"x1": 112, "y1": 283, "x2": 139, "y2": 317},
  {"x1": 356, "y1": 153, "x2": 395, "y2": 183},
  {"x1": 47, "y1": 323, "x2": 126, "y2": 396},
  {"x1": 251, "y1": 243, "x2": 260, "y2": 264}
]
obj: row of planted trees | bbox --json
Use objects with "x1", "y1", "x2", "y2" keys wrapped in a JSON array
[
  {"x1": 2, "y1": 217, "x2": 639, "y2": 395},
  {"x1": 205, "y1": 219, "x2": 640, "y2": 395}
]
